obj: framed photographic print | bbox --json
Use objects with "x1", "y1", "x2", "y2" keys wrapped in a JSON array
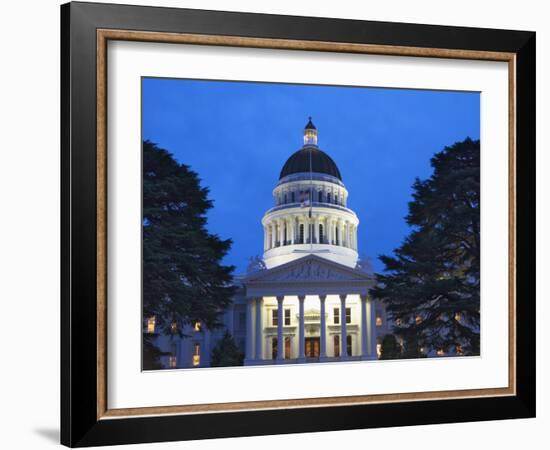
[{"x1": 61, "y1": 1, "x2": 536, "y2": 447}]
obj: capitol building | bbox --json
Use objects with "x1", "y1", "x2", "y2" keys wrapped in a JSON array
[{"x1": 149, "y1": 119, "x2": 392, "y2": 369}]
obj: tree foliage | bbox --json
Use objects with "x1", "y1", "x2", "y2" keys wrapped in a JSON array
[
  {"x1": 379, "y1": 334, "x2": 402, "y2": 360},
  {"x1": 372, "y1": 138, "x2": 480, "y2": 357},
  {"x1": 142, "y1": 334, "x2": 167, "y2": 370},
  {"x1": 142, "y1": 140, "x2": 236, "y2": 337},
  {"x1": 210, "y1": 330, "x2": 244, "y2": 367}
]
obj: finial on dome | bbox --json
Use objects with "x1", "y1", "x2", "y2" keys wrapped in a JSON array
[{"x1": 303, "y1": 117, "x2": 318, "y2": 145}]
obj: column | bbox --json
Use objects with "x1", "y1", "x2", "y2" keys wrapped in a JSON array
[
  {"x1": 245, "y1": 298, "x2": 254, "y2": 362},
  {"x1": 298, "y1": 295, "x2": 306, "y2": 361},
  {"x1": 340, "y1": 294, "x2": 348, "y2": 358},
  {"x1": 276, "y1": 296, "x2": 284, "y2": 361},
  {"x1": 337, "y1": 219, "x2": 343, "y2": 246},
  {"x1": 313, "y1": 215, "x2": 319, "y2": 244},
  {"x1": 255, "y1": 298, "x2": 263, "y2": 360},
  {"x1": 290, "y1": 216, "x2": 295, "y2": 244},
  {"x1": 342, "y1": 222, "x2": 347, "y2": 247},
  {"x1": 360, "y1": 294, "x2": 368, "y2": 358},
  {"x1": 319, "y1": 295, "x2": 327, "y2": 359},
  {"x1": 368, "y1": 297, "x2": 377, "y2": 358},
  {"x1": 304, "y1": 214, "x2": 310, "y2": 243},
  {"x1": 270, "y1": 222, "x2": 276, "y2": 249},
  {"x1": 278, "y1": 219, "x2": 283, "y2": 246},
  {"x1": 263, "y1": 226, "x2": 267, "y2": 251}
]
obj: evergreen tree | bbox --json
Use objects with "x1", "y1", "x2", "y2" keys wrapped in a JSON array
[
  {"x1": 143, "y1": 140, "x2": 236, "y2": 340},
  {"x1": 379, "y1": 334, "x2": 402, "y2": 360},
  {"x1": 142, "y1": 334, "x2": 166, "y2": 370},
  {"x1": 372, "y1": 138, "x2": 480, "y2": 357},
  {"x1": 210, "y1": 331, "x2": 244, "y2": 367}
]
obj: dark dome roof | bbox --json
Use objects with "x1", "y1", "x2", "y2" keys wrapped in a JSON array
[{"x1": 279, "y1": 147, "x2": 342, "y2": 180}]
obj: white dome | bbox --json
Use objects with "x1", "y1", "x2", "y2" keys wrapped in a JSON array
[{"x1": 262, "y1": 122, "x2": 359, "y2": 269}]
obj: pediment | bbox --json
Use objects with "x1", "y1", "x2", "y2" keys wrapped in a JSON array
[{"x1": 245, "y1": 254, "x2": 373, "y2": 285}]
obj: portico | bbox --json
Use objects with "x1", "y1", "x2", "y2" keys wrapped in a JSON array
[{"x1": 244, "y1": 254, "x2": 377, "y2": 364}]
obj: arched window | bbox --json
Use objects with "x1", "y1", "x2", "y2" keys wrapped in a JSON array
[
  {"x1": 318, "y1": 191, "x2": 323, "y2": 203},
  {"x1": 335, "y1": 226, "x2": 339, "y2": 245},
  {"x1": 327, "y1": 193, "x2": 331, "y2": 203},
  {"x1": 284, "y1": 194, "x2": 287, "y2": 204},
  {"x1": 319, "y1": 224, "x2": 324, "y2": 244},
  {"x1": 291, "y1": 192, "x2": 295, "y2": 203},
  {"x1": 299, "y1": 224, "x2": 304, "y2": 244}
]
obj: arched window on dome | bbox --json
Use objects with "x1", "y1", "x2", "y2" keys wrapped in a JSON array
[
  {"x1": 318, "y1": 191, "x2": 323, "y2": 203},
  {"x1": 284, "y1": 194, "x2": 287, "y2": 204},
  {"x1": 299, "y1": 224, "x2": 304, "y2": 244},
  {"x1": 291, "y1": 192, "x2": 295, "y2": 203},
  {"x1": 327, "y1": 192, "x2": 331, "y2": 204},
  {"x1": 319, "y1": 224, "x2": 324, "y2": 244},
  {"x1": 335, "y1": 226, "x2": 340, "y2": 246}
]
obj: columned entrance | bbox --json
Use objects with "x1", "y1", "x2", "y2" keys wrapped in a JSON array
[{"x1": 244, "y1": 254, "x2": 378, "y2": 365}]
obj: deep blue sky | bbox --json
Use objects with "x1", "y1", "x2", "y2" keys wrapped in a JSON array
[{"x1": 142, "y1": 78, "x2": 479, "y2": 274}]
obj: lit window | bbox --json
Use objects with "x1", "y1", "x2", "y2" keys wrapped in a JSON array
[
  {"x1": 420, "y1": 346, "x2": 426, "y2": 354},
  {"x1": 272, "y1": 309, "x2": 278, "y2": 326},
  {"x1": 192, "y1": 343, "x2": 200, "y2": 366},
  {"x1": 284, "y1": 308, "x2": 291, "y2": 326},
  {"x1": 169, "y1": 355, "x2": 177, "y2": 368},
  {"x1": 333, "y1": 308, "x2": 340, "y2": 325},
  {"x1": 376, "y1": 316, "x2": 382, "y2": 326},
  {"x1": 345, "y1": 307, "x2": 351, "y2": 324},
  {"x1": 170, "y1": 322, "x2": 177, "y2": 333},
  {"x1": 415, "y1": 315, "x2": 423, "y2": 325},
  {"x1": 395, "y1": 318, "x2": 402, "y2": 326},
  {"x1": 194, "y1": 321, "x2": 201, "y2": 332},
  {"x1": 147, "y1": 316, "x2": 156, "y2": 334},
  {"x1": 334, "y1": 335, "x2": 340, "y2": 357},
  {"x1": 436, "y1": 348, "x2": 445, "y2": 356},
  {"x1": 376, "y1": 343, "x2": 382, "y2": 358},
  {"x1": 454, "y1": 312, "x2": 462, "y2": 322}
]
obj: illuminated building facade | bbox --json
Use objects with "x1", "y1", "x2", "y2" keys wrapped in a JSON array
[{"x1": 148, "y1": 119, "x2": 392, "y2": 369}]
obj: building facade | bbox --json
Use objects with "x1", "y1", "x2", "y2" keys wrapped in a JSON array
[{"x1": 148, "y1": 119, "x2": 392, "y2": 369}]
